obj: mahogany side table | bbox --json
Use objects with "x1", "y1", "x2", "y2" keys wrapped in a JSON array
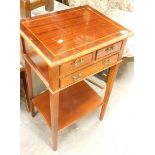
[{"x1": 20, "y1": 5, "x2": 133, "y2": 151}]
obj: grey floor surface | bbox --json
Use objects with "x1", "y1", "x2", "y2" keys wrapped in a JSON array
[{"x1": 20, "y1": 62, "x2": 134, "y2": 155}]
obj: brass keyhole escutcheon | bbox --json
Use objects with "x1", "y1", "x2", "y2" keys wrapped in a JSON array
[
  {"x1": 103, "y1": 59, "x2": 111, "y2": 66},
  {"x1": 72, "y1": 74, "x2": 81, "y2": 81},
  {"x1": 72, "y1": 58, "x2": 84, "y2": 67},
  {"x1": 105, "y1": 46, "x2": 114, "y2": 53}
]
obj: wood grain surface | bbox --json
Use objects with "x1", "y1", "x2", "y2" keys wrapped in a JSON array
[
  {"x1": 33, "y1": 81, "x2": 102, "y2": 130},
  {"x1": 20, "y1": 5, "x2": 133, "y2": 66}
]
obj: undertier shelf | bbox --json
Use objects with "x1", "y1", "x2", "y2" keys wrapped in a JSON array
[{"x1": 32, "y1": 81, "x2": 102, "y2": 130}]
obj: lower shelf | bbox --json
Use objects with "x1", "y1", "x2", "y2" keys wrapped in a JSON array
[{"x1": 32, "y1": 81, "x2": 102, "y2": 130}]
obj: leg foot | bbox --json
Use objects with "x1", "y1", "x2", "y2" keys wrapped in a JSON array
[
  {"x1": 31, "y1": 102, "x2": 35, "y2": 117},
  {"x1": 99, "y1": 103, "x2": 107, "y2": 121}
]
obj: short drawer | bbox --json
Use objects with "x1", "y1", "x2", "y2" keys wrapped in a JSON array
[
  {"x1": 96, "y1": 41, "x2": 122, "y2": 59},
  {"x1": 60, "y1": 53, "x2": 93, "y2": 76},
  {"x1": 60, "y1": 54, "x2": 118, "y2": 88}
]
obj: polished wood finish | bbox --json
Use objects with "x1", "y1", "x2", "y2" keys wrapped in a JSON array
[
  {"x1": 24, "y1": 48, "x2": 121, "y2": 95},
  {"x1": 20, "y1": 0, "x2": 31, "y2": 18},
  {"x1": 33, "y1": 81, "x2": 102, "y2": 129},
  {"x1": 49, "y1": 66, "x2": 60, "y2": 91},
  {"x1": 118, "y1": 39, "x2": 127, "y2": 59},
  {"x1": 100, "y1": 64, "x2": 120, "y2": 120},
  {"x1": 50, "y1": 92, "x2": 59, "y2": 150},
  {"x1": 20, "y1": 6, "x2": 133, "y2": 150},
  {"x1": 60, "y1": 54, "x2": 119, "y2": 88},
  {"x1": 20, "y1": 5, "x2": 133, "y2": 67},
  {"x1": 60, "y1": 53, "x2": 93, "y2": 76},
  {"x1": 20, "y1": 36, "x2": 32, "y2": 112},
  {"x1": 20, "y1": 0, "x2": 54, "y2": 18},
  {"x1": 25, "y1": 61, "x2": 35, "y2": 116},
  {"x1": 20, "y1": 36, "x2": 31, "y2": 112},
  {"x1": 49, "y1": 65, "x2": 60, "y2": 150},
  {"x1": 20, "y1": 67, "x2": 31, "y2": 111},
  {"x1": 94, "y1": 38, "x2": 128, "y2": 85},
  {"x1": 96, "y1": 41, "x2": 122, "y2": 59}
]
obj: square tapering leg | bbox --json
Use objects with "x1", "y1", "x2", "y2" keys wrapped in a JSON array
[
  {"x1": 25, "y1": 61, "x2": 35, "y2": 117},
  {"x1": 100, "y1": 64, "x2": 120, "y2": 120},
  {"x1": 50, "y1": 92, "x2": 59, "y2": 150}
]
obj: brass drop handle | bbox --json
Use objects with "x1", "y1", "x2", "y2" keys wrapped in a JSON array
[
  {"x1": 72, "y1": 74, "x2": 81, "y2": 81},
  {"x1": 72, "y1": 58, "x2": 84, "y2": 67},
  {"x1": 103, "y1": 59, "x2": 111, "y2": 66},
  {"x1": 105, "y1": 46, "x2": 114, "y2": 53}
]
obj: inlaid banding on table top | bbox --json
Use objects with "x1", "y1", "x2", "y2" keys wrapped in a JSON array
[
  {"x1": 23, "y1": 6, "x2": 123, "y2": 31},
  {"x1": 21, "y1": 6, "x2": 127, "y2": 57},
  {"x1": 21, "y1": 5, "x2": 133, "y2": 67}
]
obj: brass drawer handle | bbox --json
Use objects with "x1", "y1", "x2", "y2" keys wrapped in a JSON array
[
  {"x1": 105, "y1": 46, "x2": 114, "y2": 53},
  {"x1": 72, "y1": 74, "x2": 81, "y2": 81},
  {"x1": 103, "y1": 59, "x2": 111, "y2": 66},
  {"x1": 72, "y1": 58, "x2": 84, "y2": 67}
]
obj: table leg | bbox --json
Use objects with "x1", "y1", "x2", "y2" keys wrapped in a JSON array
[
  {"x1": 100, "y1": 64, "x2": 120, "y2": 120},
  {"x1": 25, "y1": 61, "x2": 35, "y2": 117},
  {"x1": 50, "y1": 92, "x2": 59, "y2": 151},
  {"x1": 20, "y1": 69, "x2": 31, "y2": 112}
]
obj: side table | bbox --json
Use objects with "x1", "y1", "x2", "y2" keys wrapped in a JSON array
[{"x1": 20, "y1": 5, "x2": 133, "y2": 150}]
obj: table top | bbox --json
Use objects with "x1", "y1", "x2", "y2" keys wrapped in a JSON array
[{"x1": 20, "y1": 5, "x2": 133, "y2": 67}]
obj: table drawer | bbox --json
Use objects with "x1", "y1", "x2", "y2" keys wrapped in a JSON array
[
  {"x1": 60, "y1": 53, "x2": 93, "y2": 76},
  {"x1": 60, "y1": 54, "x2": 118, "y2": 88},
  {"x1": 96, "y1": 41, "x2": 122, "y2": 59}
]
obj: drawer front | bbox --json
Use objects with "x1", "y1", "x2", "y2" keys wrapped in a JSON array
[
  {"x1": 61, "y1": 53, "x2": 93, "y2": 76},
  {"x1": 96, "y1": 41, "x2": 122, "y2": 59},
  {"x1": 60, "y1": 54, "x2": 118, "y2": 88}
]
